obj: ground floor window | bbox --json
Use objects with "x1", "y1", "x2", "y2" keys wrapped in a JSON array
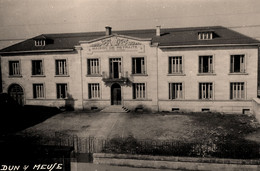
[
  {"x1": 169, "y1": 83, "x2": 183, "y2": 99},
  {"x1": 133, "y1": 83, "x2": 146, "y2": 99},
  {"x1": 33, "y1": 84, "x2": 44, "y2": 99},
  {"x1": 199, "y1": 82, "x2": 213, "y2": 100},
  {"x1": 88, "y1": 83, "x2": 100, "y2": 99},
  {"x1": 57, "y1": 83, "x2": 68, "y2": 99},
  {"x1": 230, "y1": 82, "x2": 245, "y2": 99}
]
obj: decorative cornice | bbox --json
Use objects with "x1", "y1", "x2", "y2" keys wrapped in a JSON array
[{"x1": 79, "y1": 34, "x2": 151, "y2": 44}]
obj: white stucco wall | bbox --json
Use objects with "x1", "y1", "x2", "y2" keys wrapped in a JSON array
[
  {"x1": 157, "y1": 46, "x2": 258, "y2": 113},
  {"x1": 1, "y1": 52, "x2": 83, "y2": 109},
  {"x1": 80, "y1": 37, "x2": 158, "y2": 110}
]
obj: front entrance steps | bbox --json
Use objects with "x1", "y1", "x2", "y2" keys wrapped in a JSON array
[{"x1": 101, "y1": 105, "x2": 130, "y2": 113}]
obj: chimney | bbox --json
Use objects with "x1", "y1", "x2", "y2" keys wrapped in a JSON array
[
  {"x1": 105, "y1": 26, "x2": 112, "y2": 36},
  {"x1": 156, "y1": 26, "x2": 161, "y2": 36}
]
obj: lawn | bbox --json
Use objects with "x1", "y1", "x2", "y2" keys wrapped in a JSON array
[
  {"x1": 18, "y1": 111, "x2": 259, "y2": 143},
  {"x1": 15, "y1": 111, "x2": 260, "y2": 158}
]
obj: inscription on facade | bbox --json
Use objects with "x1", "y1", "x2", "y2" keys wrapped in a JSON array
[{"x1": 86, "y1": 36, "x2": 145, "y2": 54}]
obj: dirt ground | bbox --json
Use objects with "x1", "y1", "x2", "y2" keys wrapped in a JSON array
[{"x1": 18, "y1": 111, "x2": 259, "y2": 143}]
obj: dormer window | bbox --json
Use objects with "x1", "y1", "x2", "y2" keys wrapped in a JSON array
[
  {"x1": 198, "y1": 32, "x2": 213, "y2": 40},
  {"x1": 35, "y1": 40, "x2": 45, "y2": 46}
]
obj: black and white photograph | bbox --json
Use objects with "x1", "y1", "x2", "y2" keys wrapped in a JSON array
[{"x1": 0, "y1": 0, "x2": 260, "y2": 170}]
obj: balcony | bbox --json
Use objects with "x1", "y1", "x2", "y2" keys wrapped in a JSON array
[{"x1": 102, "y1": 71, "x2": 132, "y2": 85}]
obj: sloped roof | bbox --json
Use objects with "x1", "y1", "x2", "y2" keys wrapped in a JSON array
[{"x1": 0, "y1": 26, "x2": 259, "y2": 54}]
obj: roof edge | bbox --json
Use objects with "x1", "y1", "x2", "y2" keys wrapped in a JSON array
[
  {"x1": 159, "y1": 43, "x2": 260, "y2": 48},
  {"x1": 0, "y1": 49, "x2": 74, "y2": 55}
]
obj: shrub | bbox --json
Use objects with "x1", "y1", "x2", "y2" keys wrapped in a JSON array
[{"x1": 102, "y1": 136, "x2": 260, "y2": 159}]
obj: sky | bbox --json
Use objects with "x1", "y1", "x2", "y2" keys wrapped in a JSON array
[{"x1": 0, "y1": 0, "x2": 260, "y2": 49}]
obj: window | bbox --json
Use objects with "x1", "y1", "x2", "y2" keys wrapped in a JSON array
[
  {"x1": 199, "y1": 83, "x2": 213, "y2": 100},
  {"x1": 198, "y1": 32, "x2": 213, "y2": 40},
  {"x1": 133, "y1": 83, "x2": 146, "y2": 99},
  {"x1": 87, "y1": 58, "x2": 100, "y2": 75},
  {"x1": 88, "y1": 83, "x2": 100, "y2": 99},
  {"x1": 57, "y1": 84, "x2": 68, "y2": 99},
  {"x1": 9, "y1": 61, "x2": 21, "y2": 76},
  {"x1": 199, "y1": 56, "x2": 213, "y2": 73},
  {"x1": 230, "y1": 82, "x2": 245, "y2": 100},
  {"x1": 169, "y1": 56, "x2": 182, "y2": 74},
  {"x1": 132, "y1": 57, "x2": 145, "y2": 74},
  {"x1": 230, "y1": 55, "x2": 245, "y2": 73},
  {"x1": 33, "y1": 84, "x2": 44, "y2": 99},
  {"x1": 169, "y1": 83, "x2": 183, "y2": 99},
  {"x1": 35, "y1": 40, "x2": 45, "y2": 46},
  {"x1": 55, "y1": 59, "x2": 67, "y2": 75},
  {"x1": 32, "y1": 60, "x2": 43, "y2": 75}
]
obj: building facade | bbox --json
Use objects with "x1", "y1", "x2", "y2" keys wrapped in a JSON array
[{"x1": 1, "y1": 26, "x2": 259, "y2": 114}]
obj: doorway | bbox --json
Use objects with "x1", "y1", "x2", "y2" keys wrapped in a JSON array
[
  {"x1": 109, "y1": 58, "x2": 121, "y2": 79},
  {"x1": 8, "y1": 84, "x2": 24, "y2": 106},
  {"x1": 111, "y1": 83, "x2": 121, "y2": 105}
]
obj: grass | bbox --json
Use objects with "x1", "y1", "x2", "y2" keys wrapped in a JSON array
[
  {"x1": 13, "y1": 111, "x2": 260, "y2": 159},
  {"x1": 18, "y1": 111, "x2": 259, "y2": 144}
]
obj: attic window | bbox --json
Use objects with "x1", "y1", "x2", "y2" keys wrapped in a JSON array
[
  {"x1": 35, "y1": 40, "x2": 45, "y2": 46},
  {"x1": 198, "y1": 32, "x2": 213, "y2": 40}
]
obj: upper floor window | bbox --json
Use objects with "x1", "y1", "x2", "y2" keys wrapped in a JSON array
[
  {"x1": 32, "y1": 60, "x2": 43, "y2": 75},
  {"x1": 35, "y1": 40, "x2": 45, "y2": 46},
  {"x1": 133, "y1": 83, "x2": 146, "y2": 99},
  {"x1": 199, "y1": 82, "x2": 213, "y2": 100},
  {"x1": 57, "y1": 83, "x2": 68, "y2": 99},
  {"x1": 87, "y1": 58, "x2": 100, "y2": 75},
  {"x1": 33, "y1": 84, "x2": 44, "y2": 99},
  {"x1": 132, "y1": 57, "x2": 145, "y2": 74},
  {"x1": 230, "y1": 82, "x2": 245, "y2": 100},
  {"x1": 230, "y1": 55, "x2": 245, "y2": 73},
  {"x1": 198, "y1": 32, "x2": 213, "y2": 40},
  {"x1": 88, "y1": 83, "x2": 100, "y2": 99},
  {"x1": 199, "y1": 56, "x2": 213, "y2": 73},
  {"x1": 9, "y1": 61, "x2": 21, "y2": 76},
  {"x1": 55, "y1": 59, "x2": 68, "y2": 75},
  {"x1": 169, "y1": 83, "x2": 183, "y2": 99},
  {"x1": 169, "y1": 56, "x2": 182, "y2": 74}
]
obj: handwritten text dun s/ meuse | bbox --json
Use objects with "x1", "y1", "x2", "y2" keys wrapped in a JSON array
[{"x1": 1, "y1": 163, "x2": 63, "y2": 171}]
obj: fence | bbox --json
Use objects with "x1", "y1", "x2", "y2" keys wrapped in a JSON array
[{"x1": 16, "y1": 132, "x2": 260, "y2": 159}]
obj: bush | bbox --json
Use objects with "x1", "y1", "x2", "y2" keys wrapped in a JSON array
[{"x1": 102, "y1": 136, "x2": 260, "y2": 159}]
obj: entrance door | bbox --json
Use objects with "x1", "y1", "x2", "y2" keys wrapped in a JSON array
[
  {"x1": 8, "y1": 84, "x2": 24, "y2": 106},
  {"x1": 111, "y1": 83, "x2": 121, "y2": 105}
]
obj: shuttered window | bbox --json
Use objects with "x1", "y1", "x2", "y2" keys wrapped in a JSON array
[
  {"x1": 9, "y1": 61, "x2": 21, "y2": 76},
  {"x1": 87, "y1": 59, "x2": 100, "y2": 75},
  {"x1": 169, "y1": 83, "x2": 183, "y2": 99},
  {"x1": 230, "y1": 55, "x2": 245, "y2": 73},
  {"x1": 132, "y1": 57, "x2": 145, "y2": 74},
  {"x1": 88, "y1": 83, "x2": 100, "y2": 99},
  {"x1": 55, "y1": 59, "x2": 67, "y2": 75},
  {"x1": 199, "y1": 83, "x2": 213, "y2": 100},
  {"x1": 32, "y1": 60, "x2": 43, "y2": 75},
  {"x1": 199, "y1": 56, "x2": 213, "y2": 73},
  {"x1": 133, "y1": 83, "x2": 146, "y2": 99},
  {"x1": 33, "y1": 84, "x2": 44, "y2": 98},
  {"x1": 57, "y1": 84, "x2": 68, "y2": 99},
  {"x1": 169, "y1": 56, "x2": 182, "y2": 74},
  {"x1": 230, "y1": 82, "x2": 245, "y2": 100}
]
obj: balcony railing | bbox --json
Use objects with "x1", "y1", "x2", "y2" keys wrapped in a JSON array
[{"x1": 102, "y1": 71, "x2": 131, "y2": 84}]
